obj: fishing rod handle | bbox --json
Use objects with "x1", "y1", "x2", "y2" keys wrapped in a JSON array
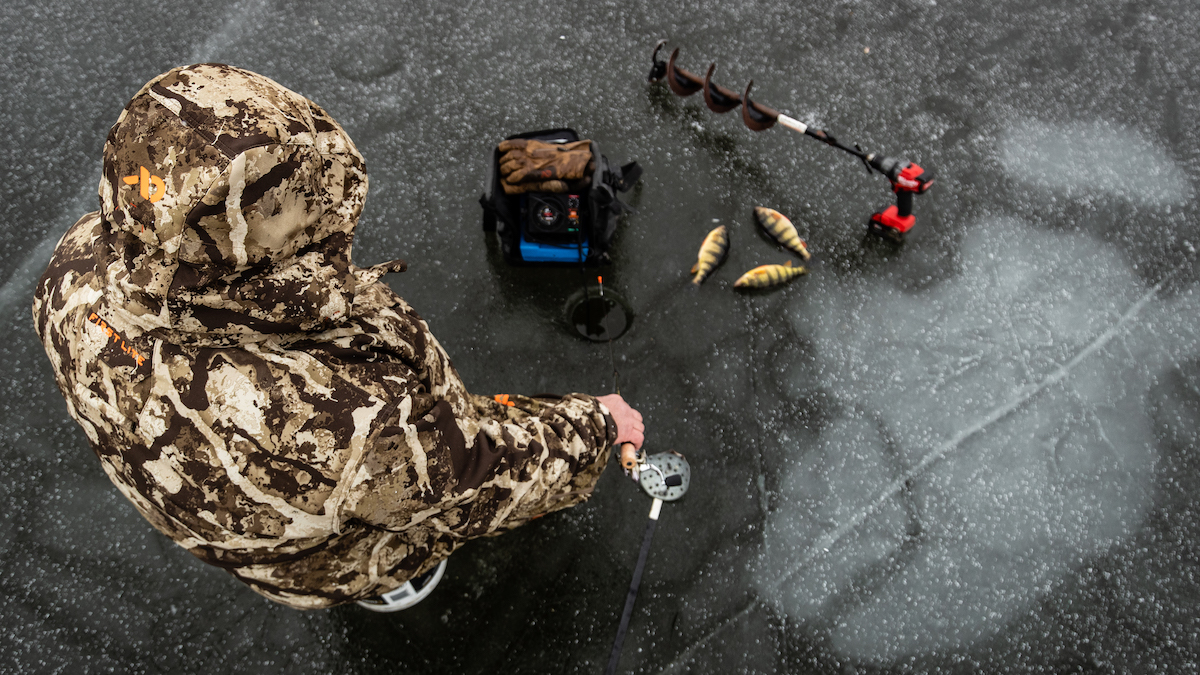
[{"x1": 619, "y1": 442, "x2": 641, "y2": 479}]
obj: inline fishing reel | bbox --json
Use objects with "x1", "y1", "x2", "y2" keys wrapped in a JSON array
[{"x1": 619, "y1": 445, "x2": 690, "y2": 501}]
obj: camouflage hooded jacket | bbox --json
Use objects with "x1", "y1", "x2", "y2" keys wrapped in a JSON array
[{"x1": 31, "y1": 64, "x2": 616, "y2": 609}]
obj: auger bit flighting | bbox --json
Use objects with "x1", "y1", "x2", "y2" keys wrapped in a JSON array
[
  {"x1": 652, "y1": 44, "x2": 741, "y2": 114},
  {"x1": 664, "y1": 47, "x2": 703, "y2": 97},
  {"x1": 703, "y1": 63, "x2": 742, "y2": 113}
]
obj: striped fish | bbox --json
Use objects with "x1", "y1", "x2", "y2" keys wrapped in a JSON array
[
  {"x1": 733, "y1": 260, "x2": 807, "y2": 289},
  {"x1": 690, "y1": 225, "x2": 729, "y2": 285},
  {"x1": 754, "y1": 207, "x2": 811, "y2": 260}
]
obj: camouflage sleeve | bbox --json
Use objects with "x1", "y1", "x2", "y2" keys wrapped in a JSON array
[{"x1": 343, "y1": 388, "x2": 617, "y2": 539}]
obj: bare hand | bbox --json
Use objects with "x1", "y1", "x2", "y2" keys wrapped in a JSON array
[{"x1": 596, "y1": 394, "x2": 645, "y2": 450}]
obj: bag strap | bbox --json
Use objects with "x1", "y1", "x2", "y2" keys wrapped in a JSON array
[
  {"x1": 595, "y1": 156, "x2": 641, "y2": 217},
  {"x1": 613, "y1": 162, "x2": 642, "y2": 192}
]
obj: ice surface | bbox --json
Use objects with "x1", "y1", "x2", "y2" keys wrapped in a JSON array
[
  {"x1": 1002, "y1": 120, "x2": 1193, "y2": 207},
  {"x1": 2, "y1": 0, "x2": 1199, "y2": 672}
]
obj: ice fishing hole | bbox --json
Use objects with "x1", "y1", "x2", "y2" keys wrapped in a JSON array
[{"x1": 565, "y1": 286, "x2": 632, "y2": 342}]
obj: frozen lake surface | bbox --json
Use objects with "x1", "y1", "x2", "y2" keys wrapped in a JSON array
[{"x1": 2, "y1": 0, "x2": 1197, "y2": 672}]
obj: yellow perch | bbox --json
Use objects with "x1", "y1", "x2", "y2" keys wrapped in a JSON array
[
  {"x1": 754, "y1": 207, "x2": 811, "y2": 260},
  {"x1": 733, "y1": 260, "x2": 807, "y2": 289},
  {"x1": 690, "y1": 225, "x2": 729, "y2": 285}
]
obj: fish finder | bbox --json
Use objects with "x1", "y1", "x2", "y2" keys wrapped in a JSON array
[{"x1": 518, "y1": 193, "x2": 589, "y2": 262}]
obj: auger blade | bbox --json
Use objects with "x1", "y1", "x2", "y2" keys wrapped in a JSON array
[
  {"x1": 666, "y1": 48, "x2": 704, "y2": 97},
  {"x1": 703, "y1": 63, "x2": 742, "y2": 113},
  {"x1": 741, "y1": 80, "x2": 780, "y2": 131}
]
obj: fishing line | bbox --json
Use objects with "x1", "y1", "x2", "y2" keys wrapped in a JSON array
[
  {"x1": 570, "y1": 229, "x2": 622, "y2": 396},
  {"x1": 566, "y1": 215, "x2": 691, "y2": 675},
  {"x1": 598, "y1": 275, "x2": 622, "y2": 396}
]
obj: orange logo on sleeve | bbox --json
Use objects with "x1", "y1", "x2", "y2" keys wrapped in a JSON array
[{"x1": 122, "y1": 166, "x2": 166, "y2": 203}]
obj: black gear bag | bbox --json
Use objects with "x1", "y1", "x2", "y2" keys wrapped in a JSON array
[{"x1": 480, "y1": 128, "x2": 641, "y2": 265}]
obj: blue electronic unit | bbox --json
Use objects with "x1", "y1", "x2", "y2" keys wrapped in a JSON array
[{"x1": 519, "y1": 239, "x2": 589, "y2": 264}]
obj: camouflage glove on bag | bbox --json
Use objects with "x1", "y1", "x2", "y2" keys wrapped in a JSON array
[{"x1": 498, "y1": 138, "x2": 595, "y2": 194}]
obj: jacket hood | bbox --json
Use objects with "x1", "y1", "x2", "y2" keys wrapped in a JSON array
[{"x1": 98, "y1": 63, "x2": 403, "y2": 345}]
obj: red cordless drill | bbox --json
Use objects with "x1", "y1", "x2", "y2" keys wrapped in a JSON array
[{"x1": 866, "y1": 155, "x2": 934, "y2": 243}]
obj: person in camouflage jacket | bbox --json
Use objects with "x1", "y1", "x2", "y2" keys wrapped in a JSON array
[{"x1": 32, "y1": 63, "x2": 643, "y2": 609}]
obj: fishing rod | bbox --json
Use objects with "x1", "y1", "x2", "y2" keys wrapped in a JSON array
[
  {"x1": 648, "y1": 40, "x2": 935, "y2": 243},
  {"x1": 583, "y1": 275, "x2": 692, "y2": 675},
  {"x1": 604, "y1": 447, "x2": 689, "y2": 675}
]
